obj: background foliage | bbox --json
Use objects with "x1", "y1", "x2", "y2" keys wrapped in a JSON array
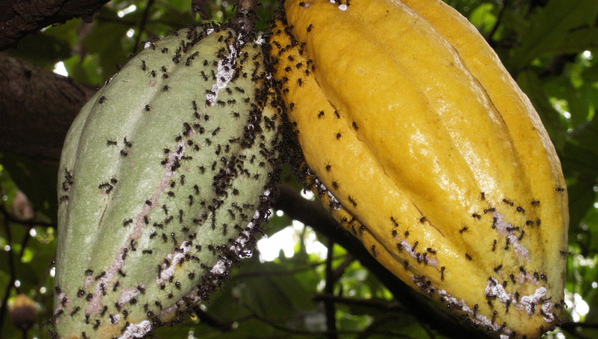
[{"x1": 1, "y1": 0, "x2": 597, "y2": 338}]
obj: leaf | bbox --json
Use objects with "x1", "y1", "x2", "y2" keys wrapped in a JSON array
[
  {"x1": 570, "y1": 111, "x2": 598, "y2": 150},
  {"x1": 509, "y1": 0, "x2": 598, "y2": 72},
  {"x1": 560, "y1": 115, "x2": 598, "y2": 231},
  {"x1": 4, "y1": 32, "x2": 71, "y2": 69},
  {"x1": 81, "y1": 6, "x2": 133, "y2": 79},
  {"x1": 566, "y1": 83, "x2": 595, "y2": 128},
  {"x1": 578, "y1": 207, "x2": 598, "y2": 256},
  {"x1": 42, "y1": 18, "x2": 83, "y2": 48},
  {"x1": 157, "y1": 7, "x2": 196, "y2": 28},
  {"x1": 264, "y1": 213, "x2": 293, "y2": 238},
  {"x1": 63, "y1": 54, "x2": 105, "y2": 85},
  {"x1": 0, "y1": 154, "x2": 58, "y2": 222},
  {"x1": 542, "y1": 74, "x2": 594, "y2": 129},
  {"x1": 516, "y1": 70, "x2": 568, "y2": 149},
  {"x1": 566, "y1": 176, "x2": 596, "y2": 231},
  {"x1": 83, "y1": 21, "x2": 131, "y2": 79},
  {"x1": 167, "y1": 0, "x2": 192, "y2": 12},
  {"x1": 245, "y1": 262, "x2": 314, "y2": 318},
  {"x1": 561, "y1": 141, "x2": 598, "y2": 179},
  {"x1": 189, "y1": 257, "x2": 319, "y2": 338},
  {"x1": 582, "y1": 58, "x2": 598, "y2": 83},
  {"x1": 359, "y1": 311, "x2": 430, "y2": 338},
  {"x1": 468, "y1": 3, "x2": 496, "y2": 34},
  {"x1": 544, "y1": 27, "x2": 598, "y2": 54}
]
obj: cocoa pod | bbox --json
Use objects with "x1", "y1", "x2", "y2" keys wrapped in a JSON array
[
  {"x1": 270, "y1": 0, "x2": 568, "y2": 337},
  {"x1": 54, "y1": 22, "x2": 281, "y2": 338}
]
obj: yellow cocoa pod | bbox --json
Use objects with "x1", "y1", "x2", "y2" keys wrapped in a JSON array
[{"x1": 270, "y1": 0, "x2": 569, "y2": 338}]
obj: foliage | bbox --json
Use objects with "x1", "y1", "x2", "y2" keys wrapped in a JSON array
[{"x1": 0, "y1": 0, "x2": 597, "y2": 338}]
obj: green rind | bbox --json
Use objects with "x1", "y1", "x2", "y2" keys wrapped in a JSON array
[{"x1": 54, "y1": 24, "x2": 281, "y2": 338}]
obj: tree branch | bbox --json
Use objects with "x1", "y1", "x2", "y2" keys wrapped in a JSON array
[
  {"x1": 0, "y1": 214, "x2": 17, "y2": 333},
  {"x1": 0, "y1": 189, "x2": 35, "y2": 334},
  {"x1": 243, "y1": 304, "x2": 408, "y2": 337},
  {"x1": 132, "y1": 0, "x2": 155, "y2": 54},
  {"x1": 234, "y1": 258, "x2": 337, "y2": 279},
  {"x1": 0, "y1": 53, "x2": 95, "y2": 166},
  {"x1": 0, "y1": 203, "x2": 56, "y2": 229},
  {"x1": 274, "y1": 184, "x2": 492, "y2": 339},
  {"x1": 233, "y1": 0, "x2": 259, "y2": 34},
  {"x1": 324, "y1": 239, "x2": 338, "y2": 339},
  {"x1": 312, "y1": 294, "x2": 403, "y2": 312},
  {"x1": 192, "y1": 306, "x2": 236, "y2": 332},
  {"x1": 560, "y1": 320, "x2": 598, "y2": 339},
  {"x1": 191, "y1": 0, "x2": 209, "y2": 20},
  {"x1": 0, "y1": 0, "x2": 110, "y2": 51},
  {"x1": 486, "y1": 0, "x2": 510, "y2": 48}
]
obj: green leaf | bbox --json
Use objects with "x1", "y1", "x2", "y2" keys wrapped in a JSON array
[
  {"x1": 468, "y1": 3, "x2": 496, "y2": 34},
  {"x1": 509, "y1": 0, "x2": 598, "y2": 72},
  {"x1": 543, "y1": 74, "x2": 595, "y2": 129},
  {"x1": 565, "y1": 175, "x2": 596, "y2": 230},
  {"x1": 578, "y1": 207, "x2": 598, "y2": 256},
  {"x1": 81, "y1": 6, "x2": 133, "y2": 80},
  {"x1": 42, "y1": 18, "x2": 82, "y2": 49},
  {"x1": 156, "y1": 7, "x2": 196, "y2": 28},
  {"x1": 582, "y1": 57, "x2": 598, "y2": 83},
  {"x1": 570, "y1": 111, "x2": 598, "y2": 149},
  {"x1": 544, "y1": 27, "x2": 598, "y2": 54},
  {"x1": 516, "y1": 70, "x2": 568, "y2": 149},
  {"x1": 5, "y1": 32, "x2": 71, "y2": 69},
  {"x1": 0, "y1": 154, "x2": 58, "y2": 222},
  {"x1": 243, "y1": 262, "x2": 314, "y2": 318},
  {"x1": 162, "y1": 0, "x2": 190, "y2": 12},
  {"x1": 566, "y1": 83, "x2": 595, "y2": 127},
  {"x1": 561, "y1": 141, "x2": 598, "y2": 179},
  {"x1": 560, "y1": 115, "x2": 598, "y2": 230}
]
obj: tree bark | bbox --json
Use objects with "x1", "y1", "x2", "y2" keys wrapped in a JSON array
[
  {"x1": 0, "y1": 0, "x2": 110, "y2": 51},
  {"x1": 0, "y1": 52, "x2": 94, "y2": 166}
]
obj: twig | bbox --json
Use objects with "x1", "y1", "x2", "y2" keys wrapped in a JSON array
[
  {"x1": 132, "y1": 0, "x2": 156, "y2": 54},
  {"x1": 244, "y1": 305, "x2": 408, "y2": 337},
  {"x1": 191, "y1": 0, "x2": 209, "y2": 20},
  {"x1": 192, "y1": 306, "x2": 236, "y2": 332},
  {"x1": 486, "y1": 0, "x2": 510, "y2": 48},
  {"x1": 0, "y1": 206, "x2": 16, "y2": 332},
  {"x1": 358, "y1": 312, "x2": 418, "y2": 339},
  {"x1": 0, "y1": 186, "x2": 39, "y2": 333},
  {"x1": 562, "y1": 321, "x2": 598, "y2": 329},
  {"x1": 233, "y1": 0, "x2": 259, "y2": 34},
  {"x1": 93, "y1": 12, "x2": 186, "y2": 31},
  {"x1": 17, "y1": 226, "x2": 33, "y2": 264},
  {"x1": 0, "y1": 204, "x2": 55, "y2": 228},
  {"x1": 332, "y1": 254, "x2": 355, "y2": 280},
  {"x1": 560, "y1": 321, "x2": 598, "y2": 339},
  {"x1": 312, "y1": 294, "x2": 403, "y2": 312},
  {"x1": 274, "y1": 183, "x2": 493, "y2": 338},
  {"x1": 233, "y1": 256, "x2": 346, "y2": 279},
  {"x1": 324, "y1": 239, "x2": 338, "y2": 339}
]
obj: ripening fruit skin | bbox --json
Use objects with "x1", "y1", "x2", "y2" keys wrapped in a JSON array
[
  {"x1": 54, "y1": 23, "x2": 281, "y2": 338},
  {"x1": 269, "y1": 0, "x2": 568, "y2": 338}
]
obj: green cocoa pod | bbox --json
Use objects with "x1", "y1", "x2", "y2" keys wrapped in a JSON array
[{"x1": 53, "y1": 23, "x2": 281, "y2": 338}]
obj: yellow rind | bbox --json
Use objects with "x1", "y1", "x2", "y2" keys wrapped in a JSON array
[
  {"x1": 398, "y1": 0, "x2": 569, "y2": 302},
  {"x1": 271, "y1": 0, "x2": 569, "y2": 337}
]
